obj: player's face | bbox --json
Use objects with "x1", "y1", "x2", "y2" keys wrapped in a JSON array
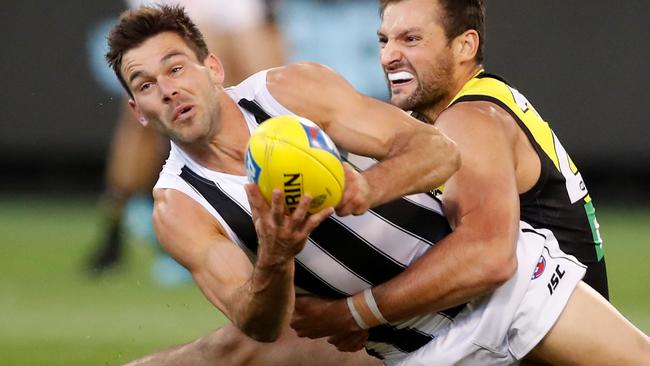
[
  {"x1": 121, "y1": 32, "x2": 224, "y2": 144},
  {"x1": 378, "y1": 0, "x2": 455, "y2": 112}
]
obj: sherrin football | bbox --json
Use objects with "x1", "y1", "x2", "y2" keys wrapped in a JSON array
[{"x1": 245, "y1": 115, "x2": 345, "y2": 213}]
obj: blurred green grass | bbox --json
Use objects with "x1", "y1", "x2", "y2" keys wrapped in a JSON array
[
  {"x1": 0, "y1": 195, "x2": 223, "y2": 366},
  {"x1": 596, "y1": 205, "x2": 650, "y2": 331},
  {"x1": 0, "y1": 195, "x2": 648, "y2": 365}
]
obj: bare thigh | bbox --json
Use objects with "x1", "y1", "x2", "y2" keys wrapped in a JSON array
[{"x1": 527, "y1": 282, "x2": 650, "y2": 366}]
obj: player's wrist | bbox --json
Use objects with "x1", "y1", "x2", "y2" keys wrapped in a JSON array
[
  {"x1": 360, "y1": 168, "x2": 387, "y2": 208},
  {"x1": 256, "y1": 238, "x2": 302, "y2": 268},
  {"x1": 346, "y1": 288, "x2": 389, "y2": 330},
  {"x1": 255, "y1": 251, "x2": 295, "y2": 271}
]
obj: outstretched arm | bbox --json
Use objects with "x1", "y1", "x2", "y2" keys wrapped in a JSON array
[
  {"x1": 267, "y1": 62, "x2": 460, "y2": 214},
  {"x1": 370, "y1": 102, "x2": 521, "y2": 318},
  {"x1": 153, "y1": 185, "x2": 332, "y2": 342},
  {"x1": 292, "y1": 102, "x2": 521, "y2": 341}
]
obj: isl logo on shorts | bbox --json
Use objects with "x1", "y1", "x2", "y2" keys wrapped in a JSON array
[{"x1": 532, "y1": 255, "x2": 546, "y2": 280}]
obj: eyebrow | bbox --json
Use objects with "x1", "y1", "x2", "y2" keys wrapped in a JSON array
[
  {"x1": 127, "y1": 50, "x2": 187, "y2": 84},
  {"x1": 161, "y1": 50, "x2": 185, "y2": 64},
  {"x1": 128, "y1": 70, "x2": 145, "y2": 85},
  {"x1": 377, "y1": 27, "x2": 424, "y2": 38}
]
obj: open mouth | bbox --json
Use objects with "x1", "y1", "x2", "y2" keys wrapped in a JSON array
[
  {"x1": 388, "y1": 71, "x2": 415, "y2": 86},
  {"x1": 180, "y1": 106, "x2": 193, "y2": 115},
  {"x1": 174, "y1": 105, "x2": 194, "y2": 121}
]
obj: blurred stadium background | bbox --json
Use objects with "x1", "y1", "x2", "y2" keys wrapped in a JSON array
[{"x1": 1, "y1": 1, "x2": 648, "y2": 365}]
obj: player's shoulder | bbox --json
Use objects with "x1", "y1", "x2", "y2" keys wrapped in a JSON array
[
  {"x1": 456, "y1": 72, "x2": 513, "y2": 99},
  {"x1": 151, "y1": 187, "x2": 231, "y2": 271},
  {"x1": 227, "y1": 68, "x2": 270, "y2": 101},
  {"x1": 153, "y1": 186, "x2": 210, "y2": 212},
  {"x1": 152, "y1": 188, "x2": 193, "y2": 221},
  {"x1": 265, "y1": 62, "x2": 355, "y2": 121},
  {"x1": 152, "y1": 187, "x2": 228, "y2": 250},
  {"x1": 228, "y1": 63, "x2": 339, "y2": 107},
  {"x1": 450, "y1": 71, "x2": 525, "y2": 117},
  {"x1": 439, "y1": 99, "x2": 520, "y2": 145},
  {"x1": 269, "y1": 62, "x2": 335, "y2": 78},
  {"x1": 266, "y1": 62, "x2": 339, "y2": 91},
  {"x1": 442, "y1": 99, "x2": 515, "y2": 128}
]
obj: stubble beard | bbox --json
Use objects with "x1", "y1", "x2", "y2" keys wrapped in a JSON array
[
  {"x1": 401, "y1": 81, "x2": 447, "y2": 113},
  {"x1": 390, "y1": 55, "x2": 455, "y2": 116},
  {"x1": 170, "y1": 97, "x2": 221, "y2": 146}
]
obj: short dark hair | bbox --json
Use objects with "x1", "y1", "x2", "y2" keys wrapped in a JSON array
[
  {"x1": 379, "y1": 0, "x2": 485, "y2": 63},
  {"x1": 105, "y1": 5, "x2": 209, "y2": 97}
]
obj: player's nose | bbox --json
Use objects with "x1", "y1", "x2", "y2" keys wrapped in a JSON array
[
  {"x1": 380, "y1": 40, "x2": 403, "y2": 68},
  {"x1": 158, "y1": 78, "x2": 179, "y2": 103}
]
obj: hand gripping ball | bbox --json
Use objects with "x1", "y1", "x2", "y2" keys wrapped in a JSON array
[{"x1": 245, "y1": 115, "x2": 345, "y2": 213}]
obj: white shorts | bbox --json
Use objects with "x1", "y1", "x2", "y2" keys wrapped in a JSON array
[{"x1": 392, "y1": 222, "x2": 587, "y2": 366}]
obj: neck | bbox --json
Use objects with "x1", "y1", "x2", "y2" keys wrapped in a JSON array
[
  {"x1": 417, "y1": 63, "x2": 483, "y2": 123},
  {"x1": 179, "y1": 92, "x2": 250, "y2": 176}
]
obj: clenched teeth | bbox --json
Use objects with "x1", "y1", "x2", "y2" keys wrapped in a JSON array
[{"x1": 388, "y1": 71, "x2": 414, "y2": 82}]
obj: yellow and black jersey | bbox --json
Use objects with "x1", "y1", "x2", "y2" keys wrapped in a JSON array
[{"x1": 443, "y1": 70, "x2": 609, "y2": 298}]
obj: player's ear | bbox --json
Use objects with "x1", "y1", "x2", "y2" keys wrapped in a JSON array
[
  {"x1": 205, "y1": 53, "x2": 225, "y2": 85},
  {"x1": 128, "y1": 99, "x2": 149, "y2": 127},
  {"x1": 453, "y1": 29, "x2": 479, "y2": 63}
]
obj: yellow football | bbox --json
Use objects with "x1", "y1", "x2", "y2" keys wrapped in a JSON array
[{"x1": 245, "y1": 115, "x2": 345, "y2": 213}]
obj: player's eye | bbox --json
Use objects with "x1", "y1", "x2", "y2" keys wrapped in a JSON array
[
  {"x1": 139, "y1": 82, "x2": 153, "y2": 92},
  {"x1": 378, "y1": 36, "x2": 387, "y2": 48},
  {"x1": 171, "y1": 65, "x2": 183, "y2": 74},
  {"x1": 405, "y1": 35, "x2": 420, "y2": 43}
]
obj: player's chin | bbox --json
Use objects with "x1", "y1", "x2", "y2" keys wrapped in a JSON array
[
  {"x1": 389, "y1": 93, "x2": 413, "y2": 110},
  {"x1": 171, "y1": 128, "x2": 207, "y2": 144},
  {"x1": 389, "y1": 86, "x2": 417, "y2": 108}
]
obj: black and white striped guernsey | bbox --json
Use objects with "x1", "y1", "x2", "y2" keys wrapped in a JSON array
[{"x1": 154, "y1": 70, "x2": 465, "y2": 361}]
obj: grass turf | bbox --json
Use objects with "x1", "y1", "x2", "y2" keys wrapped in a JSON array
[
  {"x1": 0, "y1": 195, "x2": 648, "y2": 365},
  {"x1": 0, "y1": 195, "x2": 222, "y2": 366}
]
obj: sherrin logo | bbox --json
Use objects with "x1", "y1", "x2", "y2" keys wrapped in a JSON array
[
  {"x1": 245, "y1": 148, "x2": 261, "y2": 184},
  {"x1": 283, "y1": 173, "x2": 303, "y2": 211},
  {"x1": 532, "y1": 255, "x2": 546, "y2": 280},
  {"x1": 299, "y1": 118, "x2": 341, "y2": 159}
]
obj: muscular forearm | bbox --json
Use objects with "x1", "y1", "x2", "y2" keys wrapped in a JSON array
[
  {"x1": 363, "y1": 130, "x2": 459, "y2": 206},
  {"x1": 290, "y1": 224, "x2": 517, "y2": 340},
  {"x1": 225, "y1": 184, "x2": 324, "y2": 342},
  {"x1": 231, "y1": 258, "x2": 295, "y2": 342},
  {"x1": 367, "y1": 153, "x2": 521, "y2": 322},
  {"x1": 372, "y1": 222, "x2": 517, "y2": 323}
]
